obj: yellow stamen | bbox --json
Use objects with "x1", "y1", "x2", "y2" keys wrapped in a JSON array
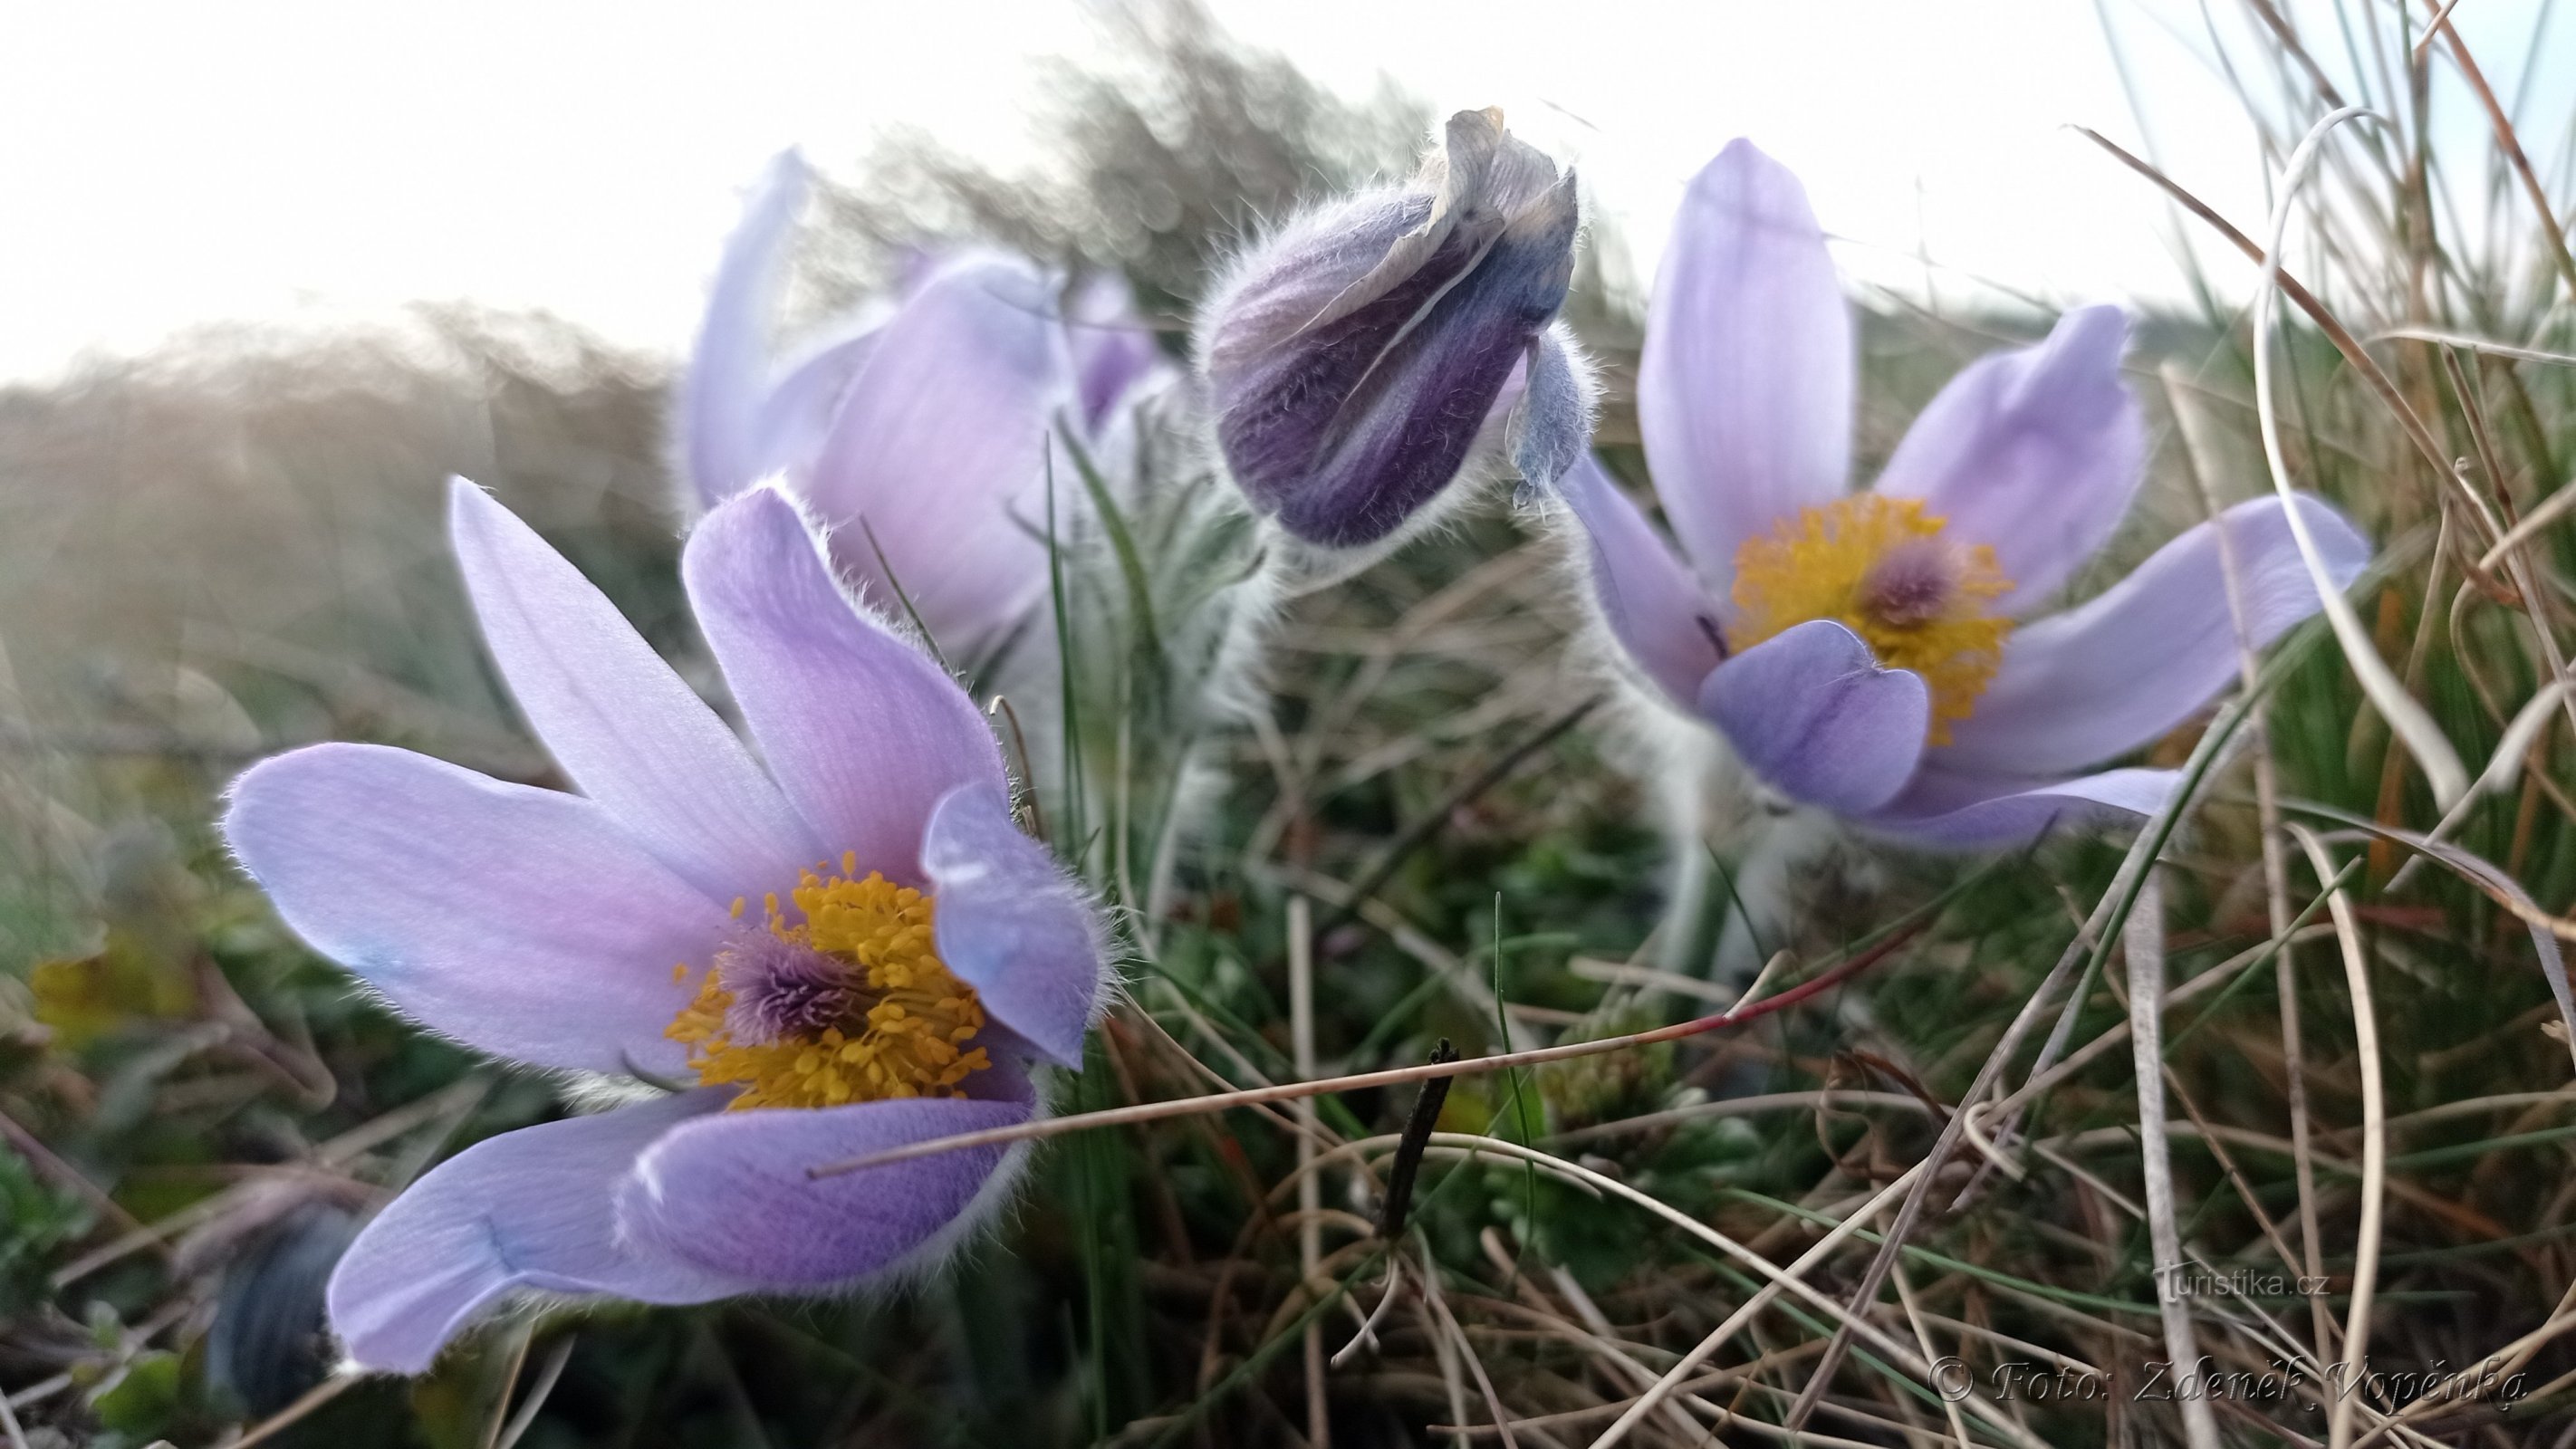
[
  {"x1": 666, "y1": 868, "x2": 992, "y2": 1111},
  {"x1": 1728, "y1": 495, "x2": 2012, "y2": 745}
]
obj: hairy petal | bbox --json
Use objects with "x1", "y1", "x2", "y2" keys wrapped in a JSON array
[
  {"x1": 1862, "y1": 767, "x2": 2177, "y2": 849},
  {"x1": 1506, "y1": 323, "x2": 1597, "y2": 493},
  {"x1": 921, "y1": 782, "x2": 1106, "y2": 1069},
  {"x1": 223, "y1": 744, "x2": 721, "y2": 1073},
  {"x1": 327, "y1": 1091, "x2": 742, "y2": 1374},
  {"x1": 1639, "y1": 139, "x2": 1852, "y2": 584},
  {"x1": 803, "y1": 253, "x2": 1079, "y2": 654},
  {"x1": 447, "y1": 480, "x2": 815, "y2": 904},
  {"x1": 683, "y1": 149, "x2": 809, "y2": 509},
  {"x1": 753, "y1": 326, "x2": 879, "y2": 482},
  {"x1": 1065, "y1": 270, "x2": 1169, "y2": 430},
  {"x1": 684, "y1": 489, "x2": 1007, "y2": 886},
  {"x1": 1697, "y1": 619, "x2": 1927, "y2": 813},
  {"x1": 1554, "y1": 454, "x2": 1725, "y2": 708},
  {"x1": 1201, "y1": 109, "x2": 1580, "y2": 547},
  {"x1": 1870, "y1": 306, "x2": 2145, "y2": 609},
  {"x1": 1936, "y1": 495, "x2": 2369, "y2": 777},
  {"x1": 617, "y1": 1090, "x2": 1031, "y2": 1289}
]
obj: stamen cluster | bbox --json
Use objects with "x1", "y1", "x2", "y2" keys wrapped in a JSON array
[
  {"x1": 1728, "y1": 496, "x2": 2012, "y2": 744},
  {"x1": 668, "y1": 860, "x2": 992, "y2": 1110}
]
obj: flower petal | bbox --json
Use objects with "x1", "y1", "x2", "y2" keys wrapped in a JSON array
[
  {"x1": 683, "y1": 149, "x2": 809, "y2": 510},
  {"x1": 1697, "y1": 619, "x2": 1927, "y2": 813},
  {"x1": 1505, "y1": 323, "x2": 1597, "y2": 493},
  {"x1": 922, "y1": 782, "x2": 1105, "y2": 1069},
  {"x1": 803, "y1": 252, "x2": 1077, "y2": 653},
  {"x1": 1066, "y1": 270, "x2": 1168, "y2": 431},
  {"x1": 1861, "y1": 766, "x2": 2176, "y2": 849},
  {"x1": 1639, "y1": 139, "x2": 1853, "y2": 584},
  {"x1": 684, "y1": 488, "x2": 1009, "y2": 887},
  {"x1": 223, "y1": 744, "x2": 721, "y2": 1074},
  {"x1": 1555, "y1": 454, "x2": 1725, "y2": 708},
  {"x1": 328, "y1": 1090, "x2": 742, "y2": 1374},
  {"x1": 1198, "y1": 110, "x2": 1581, "y2": 549},
  {"x1": 1870, "y1": 306, "x2": 2145, "y2": 610},
  {"x1": 754, "y1": 325, "x2": 879, "y2": 482},
  {"x1": 447, "y1": 480, "x2": 816, "y2": 905},
  {"x1": 1935, "y1": 494, "x2": 2369, "y2": 778},
  {"x1": 616, "y1": 1090, "x2": 1031, "y2": 1290}
]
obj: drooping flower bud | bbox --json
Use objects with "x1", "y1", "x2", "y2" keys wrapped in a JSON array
[{"x1": 1197, "y1": 108, "x2": 1590, "y2": 549}]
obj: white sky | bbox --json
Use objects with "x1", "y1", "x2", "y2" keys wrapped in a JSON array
[{"x1": 0, "y1": 1, "x2": 2563, "y2": 383}]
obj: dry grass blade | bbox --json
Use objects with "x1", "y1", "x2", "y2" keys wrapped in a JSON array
[
  {"x1": 1583, "y1": 1169, "x2": 1920, "y2": 1449},
  {"x1": 2369, "y1": 326, "x2": 2576, "y2": 369},
  {"x1": 805, "y1": 919, "x2": 1928, "y2": 1177},
  {"x1": 2427, "y1": 11, "x2": 2576, "y2": 296},
  {"x1": 2286, "y1": 824, "x2": 2384, "y2": 1449},
  {"x1": 2246, "y1": 106, "x2": 2470, "y2": 810},
  {"x1": 495, "y1": 1336, "x2": 579, "y2": 1449},
  {"x1": 2077, "y1": 126, "x2": 2460, "y2": 487},
  {"x1": 1288, "y1": 893, "x2": 1330, "y2": 1449},
  {"x1": 2123, "y1": 870, "x2": 2223, "y2": 1449}
]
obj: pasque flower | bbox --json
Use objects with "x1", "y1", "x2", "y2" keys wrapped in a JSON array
[
  {"x1": 1197, "y1": 107, "x2": 1593, "y2": 550},
  {"x1": 681, "y1": 149, "x2": 1168, "y2": 656},
  {"x1": 222, "y1": 480, "x2": 1107, "y2": 1372},
  {"x1": 1560, "y1": 141, "x2": 2369, "y2": 846}
]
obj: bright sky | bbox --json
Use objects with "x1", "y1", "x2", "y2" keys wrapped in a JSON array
[{"x1": 0, "y1": 1, "x2": 2563, "y2": 383}]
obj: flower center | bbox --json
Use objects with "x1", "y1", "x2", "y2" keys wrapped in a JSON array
[
  {"x1": 666, "y1": 858, "x2": 992, "y2": 1110},
  {"x1": 1728, "y1": 495, "x2": 2013, "y2": 745}
]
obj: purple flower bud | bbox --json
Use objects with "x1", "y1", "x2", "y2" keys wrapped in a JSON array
[{"x1": 1197, "y1": 108, "x2": 1590, "y2": 549}]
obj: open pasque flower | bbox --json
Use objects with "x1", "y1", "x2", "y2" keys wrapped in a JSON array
[
  {"x1": 681, "y1": 149, "x2": 1168, "y2": 656},
  {"x1": 1197, "y1": 107, "x2": 1593, "y2": 550},
  {"x1": 1560, "y1": 141, "x2": 2369, "y2": 846},
  {"x1": 222, "y1": 480, "x2": 1106, "y2": 1372}
]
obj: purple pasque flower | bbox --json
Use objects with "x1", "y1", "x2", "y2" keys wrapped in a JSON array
[
  {"x1": 1559, "y1": 140, "x2": 2370, "y2": 848},
  {"x1": 221, "y1": 479, "x2": 1107, "y2": 1373},
  {"x1": 680, "y1": 149, "x2": 1170, "y2": 657},
  {"x1": 1197, "y1": 107, "x2": 1592, "y2": 551}
]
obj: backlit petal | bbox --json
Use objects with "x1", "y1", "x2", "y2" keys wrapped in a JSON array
[
  {"x1": 1640, "y1": 140, "x2": 1852, "y2": 584},
  {"x1": 1555, "y1": 454, "x2": 1725, "y2": 708},
  {"x1": 803, "y1": 253, "x2": 1078, "y2": 653},
  {"x1": 683, "y1": 149, "x2": 809, "y2": 509},
  {"x1": 224, "y1": 744, "x2": 721, "y2": 1074},
  {"x1": 447, "y1": 480, "x2": 816, "y2": 904},
  {"x1": 684, "y1": 489, "x2": 1008, "y2": 887}
]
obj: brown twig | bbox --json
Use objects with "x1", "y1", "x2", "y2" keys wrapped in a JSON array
[{"x1": 807, "y1": 916, "x2": 1927, "y2": 1178}]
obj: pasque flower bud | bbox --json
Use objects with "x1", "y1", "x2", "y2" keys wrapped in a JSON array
[{"x1": 1197, "y1": 108, "x2": 1591, "y2": 549}]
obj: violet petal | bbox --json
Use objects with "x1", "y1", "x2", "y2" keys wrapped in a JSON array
[
  {"x1": 327, "y1": 1089, "x2": 742, "y2": 1374},
  {"x1": 617, "y1": 1090, "x2": 1031, "y2": 1289},
  {"x1": 1639, "y1": 139, "x2": 1853, "y2": 584},
  {"x1": 1862, "y1": 766, "x2": 2177, "y2": 849},
  {"x1": 683, "y1": 489, "x2": 1008, "y2": 888},
  {"x1": 1697, "y1": 619, "x2": 1927, "y2": 813},
  {"x1": 1870, "y1": 306, "x2": 2145, "y2": 610},
  {"x1": 921, "y1": 782, "x2": 1106, "y2": 1069},
  {"x1": 447, "y1": 479, "x2": 817, "y2": 905},
  {"x1": 1936, "y1": 494, "x2": 2369, "y2": 778},
  {"x1": 222, "y1": 744, "x2": 720, "y2": 1074},
  {"x1": 1555, "y1": 454, "x2": 1726, "y2": 708}
]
